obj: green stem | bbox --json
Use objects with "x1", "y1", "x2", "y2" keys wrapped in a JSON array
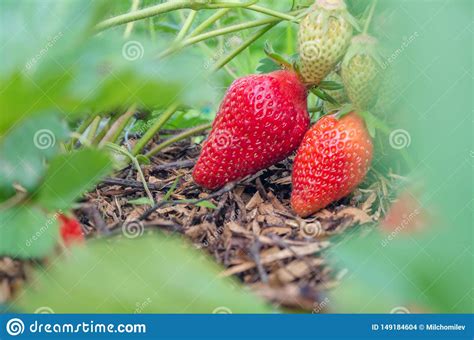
[
  {"x1": 68, "y1": 114, "x2": 96, "y2": 149},
  {"x1": 105, "y1": 142, "x2": 155, "y2": 205},
  {"x1": 211, "y1": 22, "x2": 277, "y2": 71},
  {"x1": 94, "y1": 0, "x2": 257, "y2": 32},
  {"x1": 174, "y1": 10, "x2": 197, "y2": 42},
  {"x1": 148, "y1": 17, "x2": 157, "y2": 41},
  {"x1": 159, "y1": 16, "x2": 282, "y2": 58},
  {"x1": 99, "y1": 105, "x2": 136, "y2": 146},
  {"x1": 86, "y1": 116, "x2": 101, "y2": 144},
  {"x1": 131, "y1": 101, "x2": 180, "y2": 155},
  {"x1": 188, "y1": 8, "x2": 230, "y2": 37},
  {"x1": 123, "y1": 0, "x2": 141, "y2": 38},
  {"x1": 363, "y1": 0, "x2": 378, "y2": 34},
  {"x1": 198, "y1": 42, "x2": 238, "y2": 78},
  {"x1": 93, "y1": 114, "x2": 121, "y2": 145},
  {"x1": 247, "y1": 5, "x2": 296, "y2": 21},
  {"x1": 145, "y1": 122, "x2": 212, "y2": 158}
]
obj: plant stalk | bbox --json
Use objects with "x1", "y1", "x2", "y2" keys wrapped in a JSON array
[
  {"x1": 159, "y1": 16, "x2": 282, "y2": 58},
  {"x1": 363, "y1": 0, "x2": 378, "y2": 34},
  {"x1": 174, "y1": 10, "x2": 197, "y2": 43},
  {"x1": 188, "y1": 8, "x2": 230, "y2": 37},
  {"x1": 211, "y1": 22, "x2": 277, "y2": 71},
  {"x1": 146, "y1": 122, "x2": 212, "y2": 158},
  {"x1": 99, "y1": 105, "x2": 137, "y2": 147},
  {"x1": 131, "y1": 101, "x2": 180, "y2": 155},
  {"x1": 68, "y1": 114, "x2": 96, "y2": 149},
  {"x1": 94, "y1": 0, "x2": 257, "y2": 32},
  {"x1": 86, "y1": 116, "x2": 101, "y2": 144},
  {"x1": 105, "y1": 142, "x2": 155, "y2": 205}
]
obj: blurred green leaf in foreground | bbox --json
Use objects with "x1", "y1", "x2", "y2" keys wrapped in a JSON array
[{"x1": 15, "y1": 234, "x2": 273, "y2": 313}]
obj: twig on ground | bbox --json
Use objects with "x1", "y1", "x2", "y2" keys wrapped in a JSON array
[
  {"x1": 151, "y1": 159, "x2": 196, "y2": 171},
  {"x1": 250, "y1": 240, "x2": 269, "y2": 283},
  {"x1": 139, "y1": 182, "x2": 236, "y2": 220},
  {"x1": 100, "y1": 177, "x2": 163, "y2": 190}
]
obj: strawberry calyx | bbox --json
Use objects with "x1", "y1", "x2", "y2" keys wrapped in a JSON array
[
  {"x1": 311, "y1": 0, "x2": 361, "y2": 32},
  {"x1": 323, "y1": 106, "x2": 390, "y2": 140},
  {"x1": 342, "y1": 34, "x2": 383, "y2": 68},
  {"x1": 263, "y1": 42, "x2": 293, "y2": 71},
  {"x1": 315, "y1": 0, "x2": 347, "y2": 10}
]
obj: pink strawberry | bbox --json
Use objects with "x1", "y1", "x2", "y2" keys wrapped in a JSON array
[
  {"x1": 291, "y1": 112, "x2": 373, "y2": 217},
  {"x1": 193, "y1": 70, "x2": 310, "y2": 190}
]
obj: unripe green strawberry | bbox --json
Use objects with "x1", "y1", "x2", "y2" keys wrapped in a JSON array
[
  {"x1": 298, "y1": 0, "x2": 354, "y2": 86},
  {"x1": 322, "y1": 71, "x2": 348, "y2": 112},
  {"x1": 341, "y1": 34, "x2": 383, "y2": 111},
  {"x1": 372, "y1": 68, "x2": 399, "y2": 115}
]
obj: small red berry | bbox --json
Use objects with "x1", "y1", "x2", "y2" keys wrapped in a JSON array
[{"x1": 58, "y1": 213, "x2": 84, "y2": 246}]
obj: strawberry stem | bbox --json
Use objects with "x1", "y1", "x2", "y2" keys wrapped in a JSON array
[
  {"x1": 212, "y1": 23, "x2": 278, "y2": 72},
  {"x1": 188, "y1": 8, "x2": 231, "y2": 37},
  {"x1": 131, "y1": 102, "x2": 180, "y2": 155},
  {"x1": 145, "y1": 122, "x2": 212, "y2": 158},
  {"x1": 174, "y1": 10, "x2": 198, "y2": 43},
  {"x1": 105, "y1": 142, "x2": 155, "y2": 205},
  {"x1": 363, "y1": 0, "x2": 378, "y2": 35},
  {"x1": 158, "y1": 15, "x2": 292, "y2": 59}
]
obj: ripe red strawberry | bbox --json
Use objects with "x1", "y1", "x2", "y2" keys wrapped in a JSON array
[
  {"x1": 58, "y1": 213, "x2": 84, "y2": 246},
  {"x1": 193, "y1": 70, "x2": 310, "y2": 190},
  {"x1": 291, "y1": 112, "x2": 372, "y2": 217}
]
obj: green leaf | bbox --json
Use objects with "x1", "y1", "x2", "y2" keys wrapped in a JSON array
[
  {"x1": 0, "y1": 1, "x2": 215, "y2": 133},
  {"x1": 0, "y1": 114, "x2": 69, "y2": 195},
  {"x1": 16, "y1": 234, "x2": 273, "y2": 313},
  {"x1": 328, "y1": 224, "x2": 473, "y2": 313},
  {"x1": 319, "y1": 80, "x2": 344, "y2": 91},
  {"x1": 337, "y1": 103, "x2": 354, "y2": 118},
  {"x1": 311, "y1": 88, "x2": 338, "y2": 105},
  {"x1": 162, "y1": 109, "x2": 211, "y2": 130},
  {"x1": 35, "y1": 148, "x2": 113, "y2": 210},
  {"x1": 0, "y1": 206, "x2": 59, "y2": 258},
  {"x1": 196, "y1": 200, "x2": 217, "y2": 209},
  {"x1": 256, "y1": 57, "x2": 281, "y2": 74},
  {"x1": 128, "y1": 197, "x2": 153, "y2": 206},
  {"x1": 163, "y1": 176, "x2": 180, "y2": 201}
]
